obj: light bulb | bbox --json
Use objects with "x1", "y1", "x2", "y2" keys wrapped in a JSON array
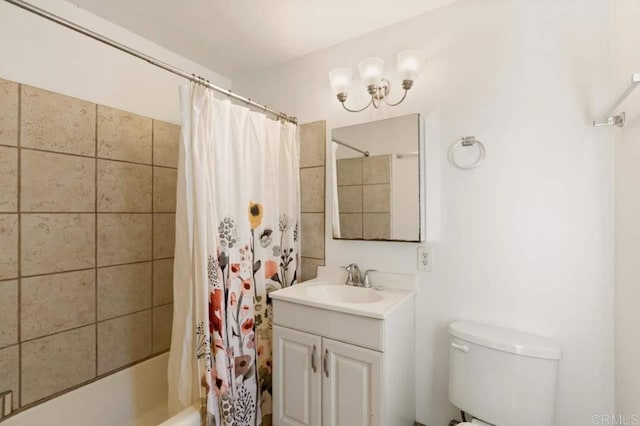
[
  {"x1": 329, "y1": 68, "x2": 353, "y2": 95},
  {"x1": 397, "y1": 50, "x2": 425, "y2": 82},
  {"x1": 358, "y1": 57, "x2": 385, "y2": 87}
]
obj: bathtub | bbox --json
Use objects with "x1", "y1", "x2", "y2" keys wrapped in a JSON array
[
  {"x1": 158, "y1": 404, "x2": 200, "y2": 426},
  {"x1": 4, "y1": 354, "x2": 170, "y2": 426}
]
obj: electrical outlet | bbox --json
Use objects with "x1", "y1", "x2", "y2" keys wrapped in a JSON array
[{"x1": 417, "y1": 246, "x2": 432, "y2": 271}]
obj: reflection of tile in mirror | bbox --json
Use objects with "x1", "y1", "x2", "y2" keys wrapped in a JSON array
[
  {"x1": 337, "y1": 158, "x2": 362, "y2": 186},
  {"x1": 337, "y1": 185, "x2": 362, "y2": 213},
  {"x1": 363, "y1": 155, "x2": 391, "y2": 184},
  {"x1": 339, "y1": 213, "x2": 363, "y2": 239},
  {"x1": 363, "y1": 184, "x2": 390, "y2": 213},
  {"x1": 363, "y1": 213, "x2": 391, "y2": 240}
]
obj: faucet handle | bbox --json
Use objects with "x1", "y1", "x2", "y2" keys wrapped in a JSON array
[{"x1": 363, "y1": 269, "x2": 377, "y2": 288}]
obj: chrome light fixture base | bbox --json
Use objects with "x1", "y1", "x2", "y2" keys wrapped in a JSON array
[
  {"x1": 329, "y1": 51, "x2": 425, "y2": 113},
  {"x1": 338, "y1": 78, "x2": 413, "y2": 112}
]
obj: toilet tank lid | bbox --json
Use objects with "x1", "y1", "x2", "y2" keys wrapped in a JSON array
[{"x1": 449, "y1": 321, "x2": 562, "y2": 360}]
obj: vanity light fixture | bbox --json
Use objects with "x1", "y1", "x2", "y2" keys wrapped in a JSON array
[{"x1": 328, "y1": 50, "x2": 425, "y2": 112}]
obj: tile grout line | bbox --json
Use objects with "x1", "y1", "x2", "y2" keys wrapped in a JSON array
[
  {"x1": 150, "y1": 120, "x2": 155, "y2": 355},
  {"x1": 16, "y1": 304, "x2": 168, "y2": 346},
  {"x1": 94, "y1": 103, "x2": 99, "y2": 378},
  {"x1": 0, "y1": 144, "x2": 178, "y2": 170},
  {"x1": 20, "y1": 211, "x2": 160, "y2": 214},
  {"x1": 16, "y1": 82, "x2": 22, "y2": 409}
]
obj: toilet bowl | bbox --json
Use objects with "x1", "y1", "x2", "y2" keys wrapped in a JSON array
[{"x1": 448, "y1": 321, "x2": 562, "y2": 426}]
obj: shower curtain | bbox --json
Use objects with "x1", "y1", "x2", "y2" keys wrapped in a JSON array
[{"x1": 168, "y1": 84, "x2": 300, "y2": 426}]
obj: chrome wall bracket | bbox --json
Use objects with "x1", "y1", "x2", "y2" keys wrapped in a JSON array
[
  {"x1": 593, "y1": 72, "x2": 639, "y2": 129},
  {"x1": 593, "y1": 113, "x2": 625, "y2": 128}
]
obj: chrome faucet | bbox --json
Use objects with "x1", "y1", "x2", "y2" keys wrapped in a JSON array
[
  {"x1": 344, "y1": 263, "x2": 362, "y2": 286},
  {"x1": 363, "y1": 269, "x2": 377, "y2": 288}
]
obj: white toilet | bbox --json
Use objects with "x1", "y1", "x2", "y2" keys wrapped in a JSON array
[{"x1": 448, "y1": 321, "x2": 562, "y2": 426}]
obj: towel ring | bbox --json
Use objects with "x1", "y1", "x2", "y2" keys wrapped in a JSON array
[{"x1": 448, "y1": 136, "x2": 486, "y2": 170}]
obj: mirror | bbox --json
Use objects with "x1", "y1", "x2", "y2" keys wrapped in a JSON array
[{"x1": 331, "y1": 113, "x2": 425, "y2": 242}]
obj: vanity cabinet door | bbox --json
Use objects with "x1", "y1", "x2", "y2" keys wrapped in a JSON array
[
  {"x1": 274, "y1": 326, "x2": 322, "y2": 426},
  {"x1": 321, "y1": 338, "x2": 383, "y2": 426}
]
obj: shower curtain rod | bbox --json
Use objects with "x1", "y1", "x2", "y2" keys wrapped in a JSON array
[
  {"x1": 3, "y1": 0, "x2": 299, "y2": 125},
  {"x1": 331, "y1": 137, "x2": 370, "y2": 157}
]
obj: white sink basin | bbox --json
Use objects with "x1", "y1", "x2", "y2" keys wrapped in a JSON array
[
  {"x1": 304, "y1": 284, "x2": 384, "y2": 304},
  {"x1": 270, "y1": 268, "x2": 416, "y2": 319}
]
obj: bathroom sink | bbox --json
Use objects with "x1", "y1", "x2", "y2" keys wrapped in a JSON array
[
  {"x1": 304, "y1": 284, "x2": 384, "y2": 304},
  {"x1": 270, "y1": 268, "x2": 416, "y2": 319}
]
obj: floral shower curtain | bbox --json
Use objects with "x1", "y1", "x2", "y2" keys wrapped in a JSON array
[{"x1": 168, "y1": 84, "x2": 300, "y2": 426}]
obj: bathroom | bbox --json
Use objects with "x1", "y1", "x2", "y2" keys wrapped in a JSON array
[{"x1": 0, "y1": 0, "x2": 638, "y2": 425}]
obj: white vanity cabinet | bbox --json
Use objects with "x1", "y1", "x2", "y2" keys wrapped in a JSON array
[
  {"x1": 274, "y1": 326, "x2": 384, "y2": 426},
  {"x1": 271, "y1": 273, "x2": 415, "y2": 426}
]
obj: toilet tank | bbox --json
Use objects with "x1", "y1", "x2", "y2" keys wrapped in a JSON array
[{"x1": 448, "y1": 321, "x2": 561, "y2": 426}]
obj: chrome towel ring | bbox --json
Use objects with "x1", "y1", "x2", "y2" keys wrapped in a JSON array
[{"x1": 448, "y1": 136, "x2": 486, "y2": 170}]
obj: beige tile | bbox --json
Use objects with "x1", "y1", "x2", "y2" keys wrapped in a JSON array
[
  {"x1": 97, "y1": 214, "x2": 152, "y2": 267},
  {"x1": 300, "y1": 121, "x2": 325, "y2": 168},
  {"x1": 21, "y1": 270, "x2": 95, "y2": 341},
  {"x1": 98, "y1": 310, "x2": 151, "y2": 374},
  {"x1": 97, "y1": 105, "x2": 152, "y2": 164},
  {"x1": 338, "y1": 185, "x2": 362, "y2": 213},
  {"x1": 153, "y1": 258, "x2": 174, "y2": 306},
  {"x1": 153, "y1": 304, "x2": 173, "y2": 354},
  {"x1": 21, "y1": 326, "x2": 95, "y2": 405},
  {"x1": 362, "y1": 155, "x2": 391, "y2": 184},
  {"x1": 153, "y1": 120, "x2": 180, "y2": 168},
  {"x1": 21, "y1": 150, "x2": 95, "y2": 212},
  {"x1": 0, "y1": 147, "x2": 17, "y2": 212},
  {"x1": 301, "y1": 257, "x2": 324, "y2": 282},
  {"x1": 300, "y1": 166, "x2": 324, "y2": 213},
  {"x1": 337, "y1": 158, "x2": 362, "y2": 186},
  {"x1": 97, "y1": 160, "x2": 152, "y2": 212},
  {"x1": 153, "y1": 167, "x2": 177, "y2": 212},
  {"x1": 98, "y1": 262, "x2": 151, "y2": 321},
  {"x1": 301, "y1": 213, "x2": 324, "y2": 259},
  {"x1": 21, "y1": 85, "x2": 96, "y2": 156},
  {"x1": 0, "y1": 79, "x2": 19, "y2": 147},
  {"x1": 153, "y1": 213, "x2": 175, "y2": 259},
  {"x1": 0, "y1": 280, "x2": 18, "y2": 348},
  {"x1": 363, "y1": 213, "x2": 391, "y2": 240},
  {"x1": 21, "y1": 214, "x2": 95, "y2": 276},
  {"x1": 0, "y1": 345, "x2": 19, "y2": 409},
  {"x1": 338, "y1": 213, "x2": 363, "y2": 239},
  {"x1": 363, "y1": 184, "x2": 391, "y2": 213},
  {"x1": 0, "y1": 214, "x2": 18, "y2": 280}
]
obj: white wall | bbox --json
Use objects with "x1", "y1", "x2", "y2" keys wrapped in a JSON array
[
  {"x1": 234, "y1": 1, "x2": 615, "y2": 424},
  {"x1": 612, "y1": 0, "x2": 640, "y2": 418},
  {"x1": 0, "y1": 0, "x2": 230, "y2": 124}
]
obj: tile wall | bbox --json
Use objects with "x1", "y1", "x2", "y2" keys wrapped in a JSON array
[
  {"x1": 0, "y1": 78, "x2": 176, "y2": 413},
  {"x1": 336, "y1": 154, "x2": 392, "y2": 240},
  {"x1": 299, "y1": 121, "x2": 326, "y2": 281}
]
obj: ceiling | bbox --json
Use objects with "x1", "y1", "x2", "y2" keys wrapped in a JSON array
[{"x1": 69, "y1": 0, "x2": 456, "y2": 76}]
